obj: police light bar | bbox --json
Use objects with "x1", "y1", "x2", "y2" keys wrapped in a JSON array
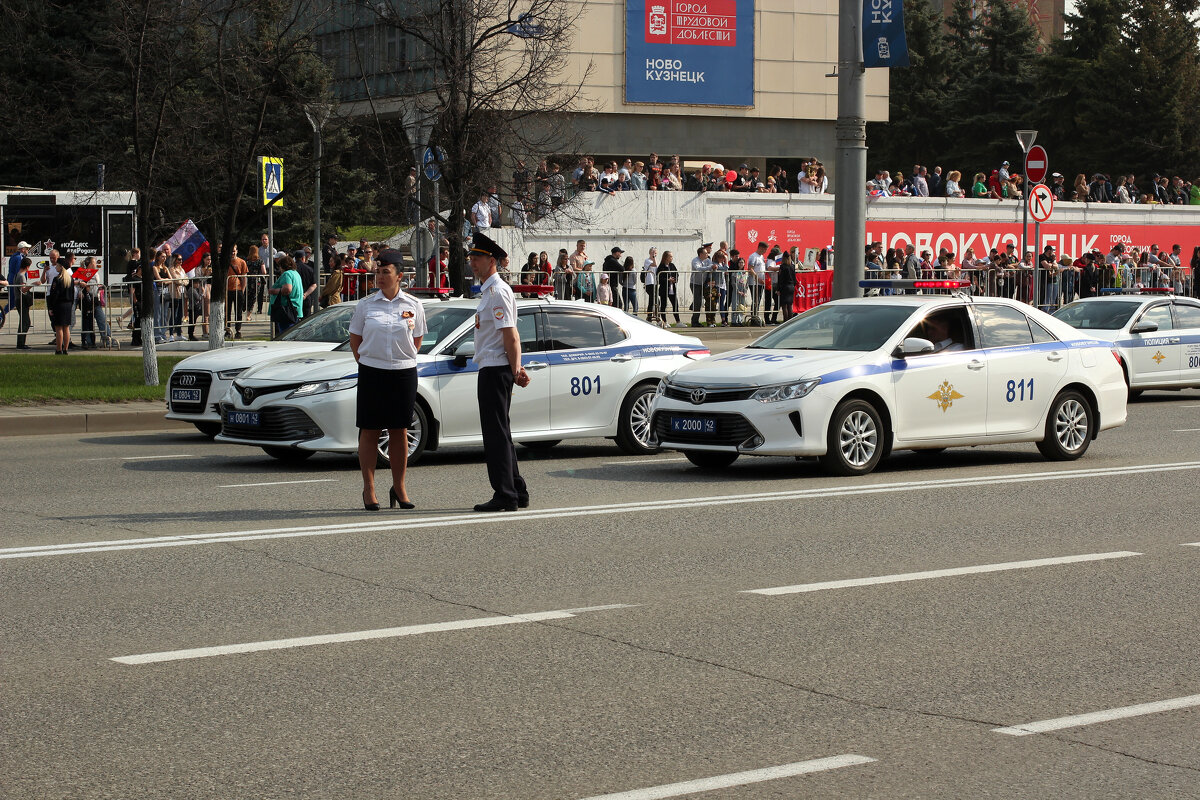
[{"x1": 858, "y1": 279, "x2": 972, "y2": 290}]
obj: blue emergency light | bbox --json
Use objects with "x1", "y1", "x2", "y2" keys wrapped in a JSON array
[{"x1": 858, "y1": 279, "x2": 972, "y2": 290}]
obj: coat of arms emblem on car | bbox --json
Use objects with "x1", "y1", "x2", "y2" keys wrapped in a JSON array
[{"x1": 927, "y1": 380, "x2": 964, "y2": 413}]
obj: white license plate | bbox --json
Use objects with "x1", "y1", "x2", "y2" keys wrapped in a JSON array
[
  {"x1": 171, "y1": 388, "x2": 201, "y2": 403},
  {"x1": 227, "y1": 411, "x2": 260, "y2": 427},
  {"x1": 671, "y1": 416, "x2": 716, "y2": 434}
]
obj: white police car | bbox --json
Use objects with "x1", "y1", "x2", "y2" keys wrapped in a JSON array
[
  {"x1": 165, "y1": 302, "x2": 359, "y2": 437},
  {"x1": 1053, "y1": 289, "x2": 1200, "y2": 397},
  {"x1": 215, "y1": 298, "x2": 708, "y2": 463},
  {"x1": 650, "y1": 281, "x2": 1128, "y2": 475}
]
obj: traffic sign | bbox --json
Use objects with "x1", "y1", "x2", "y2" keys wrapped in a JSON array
[
  {"x1": 260, "y1": 157, "x2": 284, "y2": 207},
  {"x1": 410, "y1": 225, "x2": 435, "y2": 268},
  {"x1": 422, "y1": 146, "x2": 445, "y2": 182},
  {"x1": 1025, "y1": 145, "x2": 1048, "y2": 185},
  {"x1": 1029, "y1": 183, "x2": 1054, "y2": 222}
]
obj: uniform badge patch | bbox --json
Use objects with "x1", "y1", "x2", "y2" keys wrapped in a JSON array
[
  {"x1": 402, "y1": 310, "x2": 414, "y2": 319},
  {"x1": 494, "y1": 308, "x2": 505, "y2": 320}
]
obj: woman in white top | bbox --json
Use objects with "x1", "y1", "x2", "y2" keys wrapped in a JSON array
[
  {"x1": 348, "y1": 258, "x2": 427, "y2": 511},
  {"x1": 643, "y1": 247, "x2": 658, "y2": 323},
  {"x1": 944, "y1": 170, "x2": 966, "y2": 198}
]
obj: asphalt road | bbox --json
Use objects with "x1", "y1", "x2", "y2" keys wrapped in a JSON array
[{"x1": 3, "y1": 389, "x2": 1200, "y2": 798}]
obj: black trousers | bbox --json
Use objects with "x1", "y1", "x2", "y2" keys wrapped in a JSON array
[
  {"x1": 477, "y1": 365, "x2": 527, "y2": 504},
  {"x1": 226, "y1": 290, "x2": 245, "y2": 335}
]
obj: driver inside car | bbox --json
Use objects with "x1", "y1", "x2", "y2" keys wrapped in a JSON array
[{"x1": 916, "y1": 312, "x2": 966, "y2": 353}]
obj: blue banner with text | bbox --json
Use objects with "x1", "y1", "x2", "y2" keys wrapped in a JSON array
[{"x1": 862, "y1": 0, "x2": 909, "y2": 68}]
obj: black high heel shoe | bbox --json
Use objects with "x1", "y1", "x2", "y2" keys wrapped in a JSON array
[
  {"x1": 362, "y1": 490, "x2": 380, "y2": 511},
  {"x1": 389, "y1": 487, "x2": 415, "y2": 510}
]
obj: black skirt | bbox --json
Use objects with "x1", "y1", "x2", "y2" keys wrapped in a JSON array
[{"x1": 356, "y1": 363, "x2": 417, "y2": 430}]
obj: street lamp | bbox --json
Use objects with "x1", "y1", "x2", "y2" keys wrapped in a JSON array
[
  {"x1": 305, "y1": 100, "x2": 335, "y2": 287},
  {"x1": 1015, "y1": 129, "x2": 1038, "y2": 272}
]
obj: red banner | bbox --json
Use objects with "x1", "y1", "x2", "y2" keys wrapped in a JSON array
[
  {"x1": 734, "y1": 218, "x2": 1199, "y2": 269},
  {"x1": 795, "y1": 271, "x2": 833, "y2": 312}
]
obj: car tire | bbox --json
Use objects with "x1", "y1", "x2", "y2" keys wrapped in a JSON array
[
  {"x1": 262, "y1": 446, "x2": 314, "y2": 463},
  {"x1": 1128, "y1": 388, "x2": 1143, "y2": 400},
  {"x1": 1037, "y1": 390, "x2": 1093, "y2": 461},
  {"x1": 819, "y1": 398, "x2": 885, "y2": 476},
  {"x1": 684, "y1": 450, "x2": 739, "y2": 469},
  {"x1": 377, "y1": 402, "x2": 430, "y2": 467},
  {"x1": 615, "y1": 383, "x2": 659, "y2": 454},
  {"x1": 194, "y1": 422, "x2": 221, "y2": 439},
  {"x1": 521, "y1": 440, "x2": 562, "y2": 450}
]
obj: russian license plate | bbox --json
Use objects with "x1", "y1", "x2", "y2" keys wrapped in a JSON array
[
  {"x1": 227, "y1": 410, "x2": 260, "y2": 427},
  {"x1": 170, "y1": 388, "x2": 201, "y2": 404},
  {"x1": 671, "y1": 415, "x2": 716, "y2": 435}
]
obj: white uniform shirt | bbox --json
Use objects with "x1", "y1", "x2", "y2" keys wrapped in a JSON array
[
  {"x1": 748, "y1": 252, "x2": 766, "y2": 285},
  {"x1": 473, "y1": 273, "x2": 517, "y2": 368},
  {"x1": 349, "y1": 289, "x2": 427, "y2": 370}
]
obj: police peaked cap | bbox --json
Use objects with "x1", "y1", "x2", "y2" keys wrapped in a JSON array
[{"x1": 469, "y1": 232, "x2": 507, "y2": 261}]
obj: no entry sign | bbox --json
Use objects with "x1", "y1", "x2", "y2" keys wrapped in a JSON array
[
  {"x1": 1029, "y1": 184, "x2": 1055, "y2": 222},
  {"x1": 1025, "y1": 145, "x2": 1048, "y2": 185}
]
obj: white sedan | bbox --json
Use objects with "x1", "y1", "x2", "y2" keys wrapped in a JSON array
[
  {"x1": 215, "y1": 298, "x2": 708, "y2": 464},
  {"x1": 1052, "y1": 291, "x2": 1200, "y2": 397},
  {"x1": 165, "y1": 302, "x2": 359, "y2": 437},
  {"x1": 650, "y1": 289, "x2": 1127, "y2": 475}
]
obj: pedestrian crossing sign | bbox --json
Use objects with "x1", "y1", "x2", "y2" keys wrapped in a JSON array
[{"x1": 260, "y1": 157, "x2": 284, "y2": 207}]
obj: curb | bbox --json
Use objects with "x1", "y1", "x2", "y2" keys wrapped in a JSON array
[{"x1": 0, "y1": 410, "x2": 189, "y2": 438}]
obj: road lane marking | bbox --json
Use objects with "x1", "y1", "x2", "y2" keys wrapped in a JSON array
[
  {"x1": 604, "y1": 457, "x2": 690, "y2": 465},
  {"x1": 993, "y1": 693, "x2": 1200, "y2": 736},
  {"x1": 111, "y1": 604, "x2": 634, "y2": 665},
  {"x1": 1171, "y1": 429, "x2": 1200, "y2": 432},
  {"x1": 574, "y1": 754, "x2": 877, "y2": 799},
  {"x1": 217, "y1": 479, "x2": 339, "y2": 488},
  {"x1": 743, "y1": 552, "x2": 1142, "y2": 596},
  {"x1": 121, "y1": 454, "x2": 196, "y2": 461},
  {"x1": 8, "y1": 461, "x2": 1200, "y2": 560}
]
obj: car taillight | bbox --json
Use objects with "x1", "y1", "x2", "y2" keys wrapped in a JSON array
[{"x1": 685, "y1": 349, "x2": 710, "y2": 359}]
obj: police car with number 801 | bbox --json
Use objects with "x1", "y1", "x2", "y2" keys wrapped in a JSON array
[
  {"x1": 649, "y1": 280, "x2": 1128, "y2": 475},
  {"x1": 215, "y1": 298, "x2": 708, "y2": 464}
]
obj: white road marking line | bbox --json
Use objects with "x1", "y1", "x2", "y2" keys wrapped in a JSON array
[
  {"x1": 993, "y1": 693, "x2": 1200, "y2": 736},
  {"x1": 574, "y1": 754, "x2": 877, "y2": 800},
  {"x1": 605, "y1": 457, "x2": 690, "y2": 465},
  {"x1": 121, "y1": 454, "x2": 195, "y2": 461},
  {"x1": 1171, "y1": 429, "x2": 1200, "y2": 432},
  {"x1": 112, "y1": 604, "x2": 633, "y2": 665},
  {"x1": 743, "y1": 551, "x2": 1141, "y2": 596},
  {"x1": 8, "y1": 461, "x2": 1200, "y2": 560},
  {"x1": 217, "y1": 479, "x2": 339, "y2": 488}
]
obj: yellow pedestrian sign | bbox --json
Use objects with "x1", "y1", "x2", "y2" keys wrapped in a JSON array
[{"x1": 260, "y1": 157, "x2": 284, "y2": 207}]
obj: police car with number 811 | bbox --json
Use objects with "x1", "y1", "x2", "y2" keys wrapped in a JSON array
[
  {"x1": 216, "y1": 298, "x2": 708, "y2": 464},
  {"x1": 649, "y1": 280, "x2": 1128, "y2": 475}
]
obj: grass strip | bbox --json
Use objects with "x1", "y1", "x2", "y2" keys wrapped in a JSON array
[{"x1": 0, "y1": 355, "x2": 186, "y2": 405}]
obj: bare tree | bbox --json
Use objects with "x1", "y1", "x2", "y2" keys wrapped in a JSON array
[{"x1": 359, "y1": 0, "x2": 591, "y2": 289}]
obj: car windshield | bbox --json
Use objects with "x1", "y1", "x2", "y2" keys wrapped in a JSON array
[
  {"x1": 331, "y1": 304, "x2": 475, "y2": 355},
  {"x1": 749, "y1": 304, "x2": 916, "y2": 352},
  {"x1": 277, "y1": 303, "x2": 355, "y2": 342},
  {"x1": 1053, "y1": 301, "x2": 1142, "y2": 330}
]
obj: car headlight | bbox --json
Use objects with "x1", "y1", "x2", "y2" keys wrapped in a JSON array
[
  {"x1": 287, "y1": 377, "x2": 358, "y2": 398},
  {"x1": 217, "y1": 368, "x2": 247, "y2": 380},
  {"x1": 750, "y1": 378, "x2": 820, "y2": 403}
]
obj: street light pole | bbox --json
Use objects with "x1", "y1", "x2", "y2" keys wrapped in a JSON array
[
  {"x1": 832, "y1": 0, "x2": 867, "y2": 300},
  {"x1": 305, "y1": 102, "x2": 333, "y2": 297}
]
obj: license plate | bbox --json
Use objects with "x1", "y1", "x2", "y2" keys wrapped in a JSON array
[
  {"x1": 671, "y1": 415, "x2": 716, "y2": 435},
  {"x1": 170, "y1": 388, "x2": 201, "y2": 404},
  {"x1": 227, "y1": 411, "x2": 260, "y2": 427}
]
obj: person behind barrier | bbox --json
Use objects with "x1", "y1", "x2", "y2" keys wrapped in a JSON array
[
  {"x1": 348, "y1": 256, "x2": 425, "y2": 511},
  {"x1": 12, "y1": 256, "x2": 33, "y2": 349},
  {"x1": 47, "y1": 257, "x2": 75, "y2": 355},
  {"x1": 268, "y1": 255, "x2": 303, "y2": 335}
]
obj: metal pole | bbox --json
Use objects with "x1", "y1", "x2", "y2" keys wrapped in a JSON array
[
  {"x1": 268, "y1": 207, "x2": 275, "y2": 289},
  {"x1": 1034, "y1": 218, "x2": 1042, "y2": 308},
  {"x1": 313, "y1": 125, "x2": 322, "y2": 297},
  {"x1": 832, "y1": 0, "x2": 867, "y2": 300},
  {"x1": 433, "y1": 181, "x2": 441, "y2": 287}
]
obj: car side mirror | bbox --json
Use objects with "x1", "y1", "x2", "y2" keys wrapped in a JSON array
[
  {"x1": 1130, "y1": 321, "x2": 1158, "y2": 334},
  {"x1": 893, "y1": 337, "x2": 936, "y2": 358},
  {"x1": 452, "y1": 339, "x2": 475, "y2": 367}
]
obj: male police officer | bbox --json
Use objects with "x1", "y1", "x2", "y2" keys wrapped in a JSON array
[{"x1": 469, "y1": 233, "x2": 531, "y2": 512}]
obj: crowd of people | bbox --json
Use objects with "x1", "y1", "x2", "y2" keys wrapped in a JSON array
[{"x1": 869, "y1": 162, "x2": 1200, "y2": 205}]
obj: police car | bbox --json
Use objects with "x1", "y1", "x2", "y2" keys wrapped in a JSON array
[
  {"x1": 1052, "y1": 289, "x2": 1200, "y2": 397},
  {"x1": 215, "y1": 298, "x2": 708, "y2": 463},
  {"x1": 650, "y1": 280, "x2": 1127, "y2": 475},
  {"x1": 164, "y1": 302, "x2": 361, "y2": 437}
]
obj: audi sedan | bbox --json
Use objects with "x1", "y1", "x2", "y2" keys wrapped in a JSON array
[
  {"x1": 215, "y1": 298, "x2": 709, "y2": 464},
  {"x1": 650, "y1": 288, "x2": 1127, "y2": 475}
]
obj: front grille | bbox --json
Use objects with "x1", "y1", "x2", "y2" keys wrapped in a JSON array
[
  {"x1": 664, "y1": 384, "x2": 757, "y2": 404},
  {"x1": 231, "y1": 381, "x2": 304, "y2": 405},
  {"x1": 653, "y1": 411, "x2": 759, "y2": 447},
  {"x1": 169, "y1": 371, "x2": 213, "y2": 413},
  {"x1": 220, "y1": 404, "x2": 322, "y2": 442}
]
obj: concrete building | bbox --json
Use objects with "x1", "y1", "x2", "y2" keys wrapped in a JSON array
[{"x1": 315, "y1": 0, "x2": 890, "y2": 170}]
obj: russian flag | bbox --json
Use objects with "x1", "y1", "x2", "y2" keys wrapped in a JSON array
[{"x1": 160, "y1": 220, "x2": 210, "y2": 273}]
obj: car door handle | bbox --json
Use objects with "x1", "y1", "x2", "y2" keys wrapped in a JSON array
[
  {"x1": 967, "y1": 360, "x2": 985, "y2": 371},
  {"x1": 610, "y1": 354, "x2": 634, "y2": 362},
  {"x1": 524, "y1": 361, "x2": 548, "y2": 370},
  {"x1": 1047, "y1": 351, "x2": 1064, "y2": 362},
  {"x1": 1170, "y1": 337, "x2": 1181, "y2": 343}
]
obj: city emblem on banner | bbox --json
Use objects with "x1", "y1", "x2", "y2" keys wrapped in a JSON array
[{"x1": 928, "y1": 380, "x2": 965, "y2": 413}]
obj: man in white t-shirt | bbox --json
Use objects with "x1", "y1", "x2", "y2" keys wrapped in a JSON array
[
  {"x1": 470, "y1": 191, "x2": 492, "y2": 236},
  {"x1": 642, "y1": 247, "x2": 658, "y2": 323},
  {"x1": 689, "y1": 244, "x2": 712, "y2": 327},
  {"x1": 747, "y1": 241, "x2": 768, "y2": 322}
]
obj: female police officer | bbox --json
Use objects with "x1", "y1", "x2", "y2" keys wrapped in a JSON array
[
  {"x1": 348, "y1": 252, "x2": 426, "y2": 510},
  {"x1": 468, "y1": 233, "x2": 531, "y2": 512}
]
